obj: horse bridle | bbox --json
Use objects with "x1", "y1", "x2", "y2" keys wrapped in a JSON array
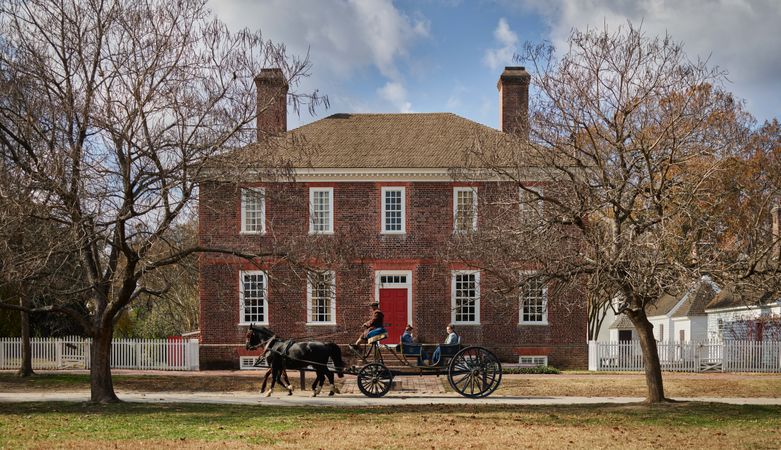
[{"x1": 247, "y1": 329, "x2": 277, "y2": 352}]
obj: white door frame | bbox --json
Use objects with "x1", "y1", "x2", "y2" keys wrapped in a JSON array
[{"x1": 374, "y1": 270, "x2": 413, "y2": 327}]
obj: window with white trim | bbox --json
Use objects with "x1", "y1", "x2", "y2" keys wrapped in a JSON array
[
  {"x1": 452, "y1": 271, "x2": 480, "y2": 324},
  {"x1": 520, "y1": 275, "x2": 548, "y2": 324},
  {"x1": 519, "y1": 186, "x2": 543, "y2": 221},
  {"x1": 380, "y1": 275, "x2": 407, "y2": 284},
  {"x1": 381, "y1": 187, "x2": 405, "y2": 234},
  {"x1": 241, "y1": 188, "x2": 265, "y2": 234},
  {"x1": 453, "y1": 187, "x2": 477, "y2": 232},
  {"x1": 240, "y1": 271, "x2": 267, "y2": 324},
  {"x1": 307, "y1": 271, "x2": 336, "y2": 324},
  {"x1": 309, "y1": 187, "x2": 334, "y2": 234}
]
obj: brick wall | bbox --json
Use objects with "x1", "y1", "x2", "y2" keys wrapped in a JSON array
[{"x1": 198, "y1": 180, "x2": 588, "y2": 369}]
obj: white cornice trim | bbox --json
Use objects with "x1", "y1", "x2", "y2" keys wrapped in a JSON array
[
  {"x1": 296, "y1": 167, "x2": 452, "y2": 181},
  {"x1": 199, "y1": 166, "x2": 551, "y2": 183},
  {"x1": 287, "y1": 167, "x2": 546, "y2": 182}
]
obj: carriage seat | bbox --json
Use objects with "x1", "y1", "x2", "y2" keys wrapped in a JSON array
[
  {"x1": 437, "y1": 343, "x2": 461, "y2": 358},
  {"x1": 397, "y1": 342, "x2": 422, "y2": 357},
  {"x1": 366, "y1": 327, "x2": 388, "y2": 344}
]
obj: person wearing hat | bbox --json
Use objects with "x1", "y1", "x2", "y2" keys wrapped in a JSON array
[
  {"x1": 352, "y1": 301, "x2": 385, "y2": 347},
  {"x1": 400, "y1": 324, "x2": 414, "y2": 345}
]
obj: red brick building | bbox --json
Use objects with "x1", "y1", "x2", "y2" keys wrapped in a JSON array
[{"x1": 198, "y1": 67, "x2": 587, "y2": 369}]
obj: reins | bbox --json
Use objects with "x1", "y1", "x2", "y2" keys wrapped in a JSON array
[
  {"x1": 247, "y1": 329, "x2": 347, "y2": 371},
  {"x1": 265, "y1": 345, "x2": 345, "y2": 370},
  {"x1": 246, "y1": 334, "x2": 276, "y2": 351}
]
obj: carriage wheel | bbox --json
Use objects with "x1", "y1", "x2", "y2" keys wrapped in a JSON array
[
  {"x1": 448, "y1": 346, "x2": 502, "y2": 398},
  {"x1": 357, "y1": 363, "x2": 393, "y2": 398}
]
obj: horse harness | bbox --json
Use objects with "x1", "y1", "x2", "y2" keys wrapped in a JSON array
[{"x1": 251, "y1": 333, "x2": 339, "y2": 370}]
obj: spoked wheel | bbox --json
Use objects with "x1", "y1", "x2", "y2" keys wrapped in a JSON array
[
  {"x1": 448, "y1": 346, "x2": 502, "y2": 398},
  {"x1": 357, "y1": 363, "x2": 393, "y2": 398}
]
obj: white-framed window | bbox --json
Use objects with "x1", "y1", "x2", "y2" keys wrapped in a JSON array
[
  {"x1": 381, "y1": 187, "x2": 406, "y2": 234},
  {"x1": 240, "y1": 187, "x2": 266, "y2": 234},
  {"x1": 452, "y1": 271, "x2": 480, "y2": 324},
  {"x1": 453, "y1": 187, "x2": 478, "y2": 233},
  {"x1": 519, "y1": 186, "x2": 544, "y2": 221},
  {"x1": 520, "y1": 273, "x2": 548, "y2": 325},
  {"x1": 309, "y1": 187, "x2": 334, "y2": 234},
  {"x1": 240, "y1": 270, "x2": 268, "y2": 325},
  {"x1": 518, "y1": 355, "x2": 548, "y2": 367},
  {"x1": 307, "y1": 270, "x2": 336, "y2": 325}
]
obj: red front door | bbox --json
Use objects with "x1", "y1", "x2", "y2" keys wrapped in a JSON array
[{"x1": 380, "y1": 288, "x2": 407, "y2": 343}]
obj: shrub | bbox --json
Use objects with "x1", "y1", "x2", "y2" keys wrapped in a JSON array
[{"x1": 503, "y1": 365, "x2": 561, "y2": 374}]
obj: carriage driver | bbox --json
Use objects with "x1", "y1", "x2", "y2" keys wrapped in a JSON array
[{"x1": 350, "y1": 301, "x2": 384, "y2": 348}]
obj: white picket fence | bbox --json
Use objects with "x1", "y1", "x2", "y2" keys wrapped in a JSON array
[
  {"x1": 0, "y1": 336, "x2": 199, "y2": 371},
  {"x1": 589, "y1": 340, "x2": 781, "y2": 373}
]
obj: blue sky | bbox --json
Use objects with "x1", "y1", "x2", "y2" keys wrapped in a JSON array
[{"x1": 210, "y1": 0, "x2": 781, "y2": 130}]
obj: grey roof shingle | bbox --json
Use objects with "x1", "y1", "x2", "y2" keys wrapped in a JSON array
[
  {"x1": 645, "y1": 292, "x2": 681, "y2": 317},
  {"x1": 705, "y1": 286, "x2": 780, "y2": 311},
  {"x1": 609, "y1": 315, "x2": 635, "y2": 329},
  {"x1": 671, "y1": 280, "x2": 719, "y2": 318}
]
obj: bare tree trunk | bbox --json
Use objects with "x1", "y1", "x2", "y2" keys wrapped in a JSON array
[
  {"x1": 588, "y1": 296, "x2": 610, "y2": 341},
  {"x1": 17, "y1": 297, "x2": 34, "y2": 377},
  {"x1": 90, "y1": 325, "x2": 119, "y2": 403},
  {"x1": 627, "y1": 309, "x2": 666, "y2": 403}
]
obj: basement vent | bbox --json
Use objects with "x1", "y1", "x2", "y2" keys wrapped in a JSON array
[
  {"x1": 240, "y1": 356, "x2": 267, "y2": 370},
  {"x1": 518, "y1": 356, "x2": 548, "y2": 367}
]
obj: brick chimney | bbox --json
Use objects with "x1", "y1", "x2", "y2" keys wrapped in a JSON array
[
  {"x1": 498, "y1": 66, "x2": 530, "y2": 137},
  {"x1": 255, "y1": 68, "x2": 288, "y2": 140}
]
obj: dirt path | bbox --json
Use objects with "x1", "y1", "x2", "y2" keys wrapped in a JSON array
[{"x1": 3, "y1": 370, "x2": 780, "y2": 398}]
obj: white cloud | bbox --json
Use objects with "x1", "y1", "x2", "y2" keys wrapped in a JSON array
[
  {"x1": 484, "y1": 18, "x2": 518, "y2": 70},
  {"x1": 378, "y1": 81, "x2": 412, "y2": 113},
  {"x1": 520, "y1": 0, "x2": 781, "y2": 121},
  {"x1": 208, "y1": 0, "x2": 429, "y2": 122}
]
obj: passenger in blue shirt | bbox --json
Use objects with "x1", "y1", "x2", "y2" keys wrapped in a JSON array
[
  {"x1": 401, "y1": 325, "x2": 414, "y2": 344},
  {"x1": 431, "y1": 324, "x2": 459, "y2": 365}
]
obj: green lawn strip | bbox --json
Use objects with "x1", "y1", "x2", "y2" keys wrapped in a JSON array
[
  {"x1": 0, "y1": 402, "x2": 779, "y2": 448},
  {"x1": 0, "y1": 373, "x2": 89, "y2": 388},
  {"x1": 0, "y1": 373, "x2": 259, "y2": 392},
  {"x1": 0, "y1": 402, "x2": 317, "y2": 446}
]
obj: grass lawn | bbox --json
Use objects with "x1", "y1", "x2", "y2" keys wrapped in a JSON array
[
  {"x1": 0, "y1": 402, "x2": 779, "y2": 449},
  {"x1": 3, "y1": 371, "x2": 781, "y2": 398}
]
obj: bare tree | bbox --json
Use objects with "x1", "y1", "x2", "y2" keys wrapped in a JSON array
[
  {"x1": 700, "y1": 119, "x2": 781, "y2": 298},
  {"x1": 0, "y1": 0, "x2": 324, "y2": 402},
  {"x1": 455, "y1": 24, "x2": 751, "y2": 402},
  {"x1": 117, "y1": 220, "x2": 199, "y2": 338}
]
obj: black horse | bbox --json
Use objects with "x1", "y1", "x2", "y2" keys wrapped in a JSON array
[{"x1": 245, "y1": 325, "x2": 345, "y2": 397}]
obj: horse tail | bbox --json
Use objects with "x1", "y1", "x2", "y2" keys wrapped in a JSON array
[{"x1": 328, "y1": 343, "x2": 345, "y2": 378}]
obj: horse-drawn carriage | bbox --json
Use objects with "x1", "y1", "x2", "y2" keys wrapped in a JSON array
[
  {"x1": 349, "y1": 328, "x2": 502, "y2": 398},
  {"x1": 246, "y1": 325, "x2": 503, "y2": 399}
]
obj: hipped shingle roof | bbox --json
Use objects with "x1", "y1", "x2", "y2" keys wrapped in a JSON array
[{"x1": 233, "y1": 113, "x2": 530, "y2": 169}]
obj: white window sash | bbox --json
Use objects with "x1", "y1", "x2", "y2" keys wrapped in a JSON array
[
  {"x1": 309, "y1": 187, "x2": 334, "y2": 234},
  {"x1": 451, "y1": 270, "x2": 480, "y2": 325},
  {"x1": 381, "y1": 186, "x2": 406, "y2": 234},
  {"x1": 306, "y1": 271, "x2": 337, "y2": 325},
  {"x1": 519, "y1": 186, "x2": 544, "y2": 219},
  {"x1": 239, "y1": 270, "x2": 268, "y2": 325},
  {"x1": 453, "y1": 187, "x2": 478, "y2": 232},
  {"x1": 519, "y1": 271, "x2": 548, "y2": 325},
  {"x1": 240, "y1": 187, "x2": 266, "y2": 234}
]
